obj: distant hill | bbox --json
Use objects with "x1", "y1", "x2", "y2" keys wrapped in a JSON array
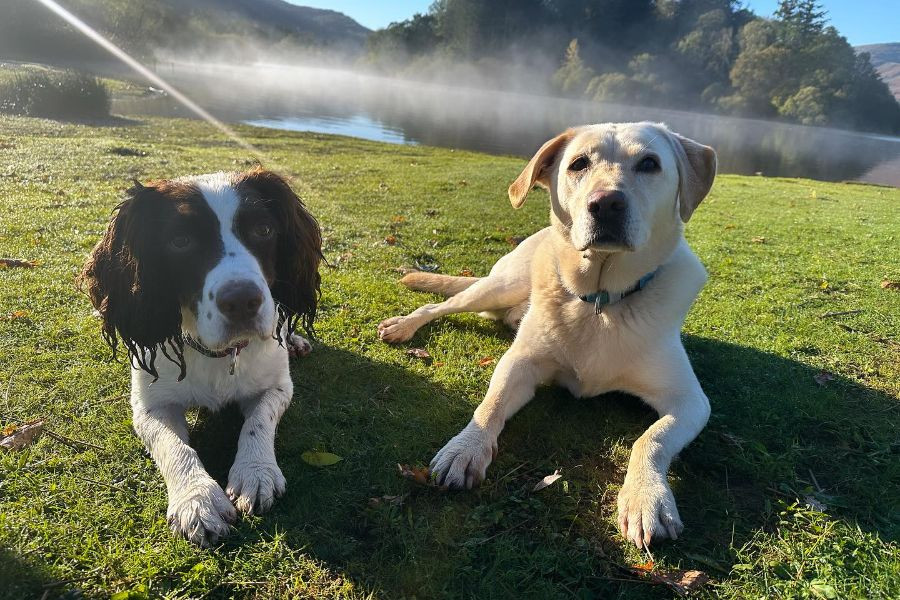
[
  {"x1": 170, "y1": 0, "x2": 370, "y2": 48},
  {"x1": 857, "y1": 43, "x2": 900, "y2": 101},
  {"x1": 0, "y1": 0, "x2": 370, "y2": 66}
]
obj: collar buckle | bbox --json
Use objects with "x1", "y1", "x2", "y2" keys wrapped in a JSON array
[{"x1": 579, "y1": 269, "x2": 656, "y2": 314}]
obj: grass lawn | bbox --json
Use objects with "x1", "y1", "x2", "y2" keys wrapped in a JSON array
[{"x1": 0, "y1": 113, "x2": 898, "y2": 599}]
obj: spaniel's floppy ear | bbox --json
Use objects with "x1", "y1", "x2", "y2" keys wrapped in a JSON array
[
  {"x1": 238, "y1": 168, "x2": 322, "y2": 337},
  {"x1": 667, "y1": 131, "x2": 717, "y2": 222},
  {"x1": 508, "y1": 129, "x2": 576, "y2": 208},
  {"x1": 78, "y1": 182, "x2": 184, "y2": 379}
]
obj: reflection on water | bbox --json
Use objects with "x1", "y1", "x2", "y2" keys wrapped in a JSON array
[{"x1": 114, "y1": 63, "x2": 900, "y2": 187}]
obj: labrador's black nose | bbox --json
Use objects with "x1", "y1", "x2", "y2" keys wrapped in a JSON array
[
  {"x1": 216, "y1": 281, "x2": 264, "y2": 323},
  {"x1": 587, "y1": 189, "x2": 627, "y2": 220}
]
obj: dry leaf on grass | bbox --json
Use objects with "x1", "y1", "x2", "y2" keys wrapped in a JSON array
[
  {"x1": 368, "y1": 493, "x2": 409, "y2": 508},
  {"x1": 391, "y1": 215, "x2": 406, "y2": 223},
  {"x1": 629, "y1": 562, "x2": 710, "y2": 595},
  {"x1": 459, "y1": 268, "x2": 474, "y2": 277},
  {"x1": 406, "y1": 348, "x2": 431, "y2": 360},
  {"x1": 392, "y1": 266, "x2": 418, "y2": 275},
  {"x1": 300, "y1": 450, "x2": 343, "y2": 467},
  {"x1": 532, "y1": 469, "x2": 562, "y2": 492},
  {"x1": 384, "y1": 235, "x2": 397, "y2": 245},
  {"x1": 0, "y1": 258, "x2": 38, "y2": 269},
  {"x1": 881, "y1": 280, "x2": 900, "y2": 290},
  {"x1": 398, "y1": 463, "x2": 445, "y2": 489},
  {"x1": 813, "y1": 371, "x2": 835, "y2": 386},
  {"x1": 2, "y1": 310, "x2": 29, "y2": 321},
  {"x1": 805, "y1": 495, "x2": 828, "y2": 511},
  {"x1": 0, "y1": 419, "x2": 45, "y2": 450},
  {"x1": 751, "y1": 236, "x2": 766, "y2": 243},
  {"x1": 505, "y1": 235, "x2": 527, "y2": 246},
  {"x1": 478, "y1": 357, "x2": 495, "y2": 367}
]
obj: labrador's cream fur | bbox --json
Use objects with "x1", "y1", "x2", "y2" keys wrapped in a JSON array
[{"x1": 378, "y1": 122, "x2": 717, "y2": 548}]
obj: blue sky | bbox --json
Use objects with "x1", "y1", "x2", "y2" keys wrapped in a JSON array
[{"x1": 290, "y1": 1, "x2": 896, "y2": 46}]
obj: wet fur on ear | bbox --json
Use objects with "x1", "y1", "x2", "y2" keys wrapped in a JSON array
[
  {"x1": 666, "y1": 130, "x2": 717, "y2": 222},
  {"x1": 508, "y1": 129, "x2": 576, "y2": 208},
  {"x1": 78, "y1": 182, "x2": 186, "y2": 380},
  {"x1": 237, "y1": 168, "x2": 323, "y2": 339}
]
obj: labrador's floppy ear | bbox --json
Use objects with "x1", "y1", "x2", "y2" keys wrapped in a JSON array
[
  {"x1": 668, "y1": 131, "x2": 717, "y2": 222},
  {"x1": 508, "y1": 129, "x2": 576, "y2": 208}
]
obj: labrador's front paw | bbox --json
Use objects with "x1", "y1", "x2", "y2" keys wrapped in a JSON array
[
  {"x1": 167, "y1": 477, "x2": 236, "y2": 547},
  {"x1": 226, "y1": 458, "x2": 286, "y2": 515},
  {"x1": 617, "y1": 475, "x2": 683, "y2": 548},
  {"x1": 430, "y1": 421, "x2": 498, "y2": 489}
]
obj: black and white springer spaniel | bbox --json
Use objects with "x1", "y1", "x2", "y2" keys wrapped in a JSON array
[{"x1": 80, "y1": 168, "x2": 322, "y2": 546}]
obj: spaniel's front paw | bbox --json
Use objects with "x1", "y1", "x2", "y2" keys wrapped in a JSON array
[
  {"x1": 167, "y1": 477, "x2": 236, "y2": 547},
  {"x1": 226, "y1": 458, "x2": 286, "y2": 515}
]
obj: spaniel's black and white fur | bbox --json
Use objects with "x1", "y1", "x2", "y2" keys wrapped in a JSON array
[{"x1": 80, "y1": 169, "x2": 322, "y2": 546}]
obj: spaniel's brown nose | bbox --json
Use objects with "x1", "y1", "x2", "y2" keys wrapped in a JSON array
[{"x1": 216, "y1": 281, "x2": 263, "y2": 323}]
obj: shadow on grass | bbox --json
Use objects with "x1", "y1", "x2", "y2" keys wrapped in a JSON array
[
  {"x1": 187, "y1": 335, "x2": 898, "y2": 598},
  {"x1": 0, "y1": 547, "x2": 58, "y2": 599}
]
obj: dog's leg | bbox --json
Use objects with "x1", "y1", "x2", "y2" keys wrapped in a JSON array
[
  {"x1": 226, "y1": 382, "x2": 292, "y2": 515},
  {"x1": 617, "y1": 348, "x2": 710, "y2": 548},
  {"x1": 431, "y1": 348, "x2": 553, "y2": 488},
  {"x1": 378, "y1": 275, "x2": 529, "y2": 343},
  {"x1": 133, "y1": 403, "x2": 236, "y2": 547}
]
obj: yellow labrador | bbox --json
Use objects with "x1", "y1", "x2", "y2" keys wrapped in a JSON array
[{"x1": 378, "y1": 122, "x2": 716, "y2": 548}]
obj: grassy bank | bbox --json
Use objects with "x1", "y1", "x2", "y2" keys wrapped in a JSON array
[{"x1": 0, "y1": 113, "x2": 898, "y2": 599}]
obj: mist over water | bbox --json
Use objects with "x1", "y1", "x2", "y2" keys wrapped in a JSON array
[{"x1": 117, "y1": 62, "x2": 900, "y2": 187}]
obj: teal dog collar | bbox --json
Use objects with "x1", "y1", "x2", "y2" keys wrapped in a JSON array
[{"x1": 580, "y1": 270, "x2": 656, "y2": 314}]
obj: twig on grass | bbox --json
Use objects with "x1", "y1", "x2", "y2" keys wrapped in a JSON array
[
  {"x1": 94, "y1": 393, "x2": 128, "y2": 404},
  {"x1": 45, "y1": 429, "x2": 103, "y2": 451},
  {"x1": 41, "y1": 566, "x2": 103, "y2": 588},
  {"x1": 819, "y1": 309, "x2": 863, "y2": 318},
  {"x1": 835, "y1": 323, "x2": 897, "y2": 346},
  {"x1": 69, "y1": 474, "x2": 137, "y2": 499}
]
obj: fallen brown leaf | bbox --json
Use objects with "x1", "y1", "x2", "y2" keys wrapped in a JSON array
[
  {"x1": 631, "y1": 560, "x2": 655, "y2": 573},
  {"x1": 505, "y1": 236, "x2": 527, "y2": 246},
  {"x1": 805, "y1": 495, "x2": 828, "y2": 512},
  {"x1": 478, "y1": 357, "x2": 495, "y2": 367},
  {"x1": 433, "y1": 361, "x2": 445, "y2": 367},
  {"x1": 391, "y1": 266, "x2": 418, "y2": 275},
  {"x1": 0, "y1": 258, "x2": 38, "y2": 269},
  {"x1": 2, "y1": 310, "x2": 29, "y2": 321},
  {"x1": 813, "y1": 371, "x2": 835, "y2": 386},
  {"x1": 397, "y1": 463, "x2": 445, "y2": 489},
  {"x1": 882, "y1": 280, "x2": 900, "y2": 290},
  {"x1": 368, "y1": 493, "x2": 409, "y2": 508},
  {"x1": 391, "y1": 215, "x2": 406, "y2": 223},
  {"x1": 407, "y1": 348, "x2": 431, "y2": 360},
  {"x1": 384, "y1": 235, "x2": 397, "y2": 245},
  {"x1": 459, "y1": 268, "x2": 474, "y2": 277},
  {"x1": 533, "y1": 469, "x2": 562, "y2": 492},
  {"x1": 629, "y1": 563, "x2": 709, "y2": 595},
  {"x1": 0, "y1": 419, "x2": 45, "y2": 450}
]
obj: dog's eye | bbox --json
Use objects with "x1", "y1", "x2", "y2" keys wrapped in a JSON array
[
  {"x1": 169, "y1": 235, "x2": 193, "y2": 251},
  {"x1": 568, "y1": 156, "x2": 590, "y2": 172},
  {"x1": 635, "y1": 156, "x2": 660, "y2": 173},
  {"x1": 252, "y1": 222, "x2": 274, "y2": 239}
]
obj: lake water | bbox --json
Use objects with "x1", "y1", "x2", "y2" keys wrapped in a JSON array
[{"x1": 115, "y1": 63, "x2": 900, "y2": 187}]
